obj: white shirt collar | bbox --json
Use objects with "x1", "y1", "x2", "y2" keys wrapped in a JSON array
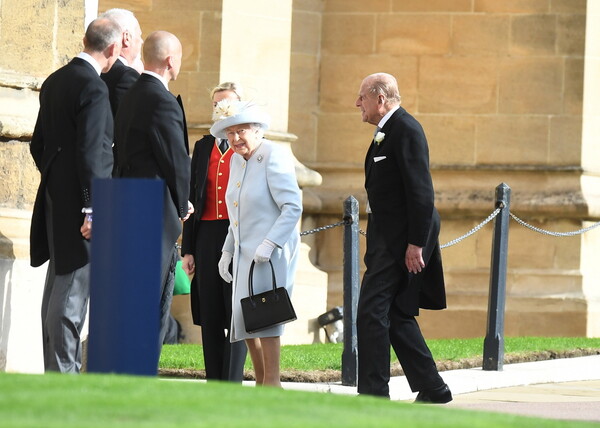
[
  {"x1": 143, "y1": 70, "x2": 169, "y2": 90},
  {"x1": 76, "y1": 52, "x2": 102, "y2": 76},
  {"x1": 377, "y1": 105, "x2": 400, "y2": 129},
  {"x1": 117, "y1": 56, "x2": 129, "y2": 66}
]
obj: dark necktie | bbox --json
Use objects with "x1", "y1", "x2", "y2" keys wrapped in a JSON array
[{"x1": 219, "y1": 139, "x2": 229, "y2": 153}]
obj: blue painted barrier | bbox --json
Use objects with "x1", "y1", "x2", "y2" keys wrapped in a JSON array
[{"x1": 87, "y1": 178, "x2": 164, "y2": 375}]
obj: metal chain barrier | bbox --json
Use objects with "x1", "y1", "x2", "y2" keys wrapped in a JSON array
[
  {"x1": 510, "y1": 212, "x2": 600, "y2": 237},
  {"x1": 440, "y1": 207, "x2": 502, "y2": 249},
  {"x1": 285, "y1": 204, "x2": 600, "y2": 244},
  {"x1": 300, "y1": 219, "x2": 348, "y2": 236}
]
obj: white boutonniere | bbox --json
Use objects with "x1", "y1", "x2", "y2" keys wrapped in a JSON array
[
  {"x1": 212, "y1": 99, "x2": 239, "y2": 121},
  {"x1": 374, "y1": 132, "x2": 385, "y2": 145}
]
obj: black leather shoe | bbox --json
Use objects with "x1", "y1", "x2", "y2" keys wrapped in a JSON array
[{"x1": 414, "y1": 383, "x2": 453, "y2": 404}]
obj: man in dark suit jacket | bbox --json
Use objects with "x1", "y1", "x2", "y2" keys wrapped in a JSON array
[
  {"x1": 29, "y1": 18, "x2": 122, "y2": 373},
  {"x1": 355, "y1": 73, "x2": 452, "y2": 403},
  {"x1": 99, "y1": 8, "x2": 143, "y2": 174},
  {"x1": 99, "y1": 8, "x2": 143, "y2": 118},
  {"x1": 114, "y1": 31, "x2": 191, "y2": 356}
]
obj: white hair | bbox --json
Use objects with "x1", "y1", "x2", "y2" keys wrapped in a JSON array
[
  {"x1": 250, "y1": 123, "x2": 265, "y2": 138},
  {"x1": 99, "y1": 8, "x2": 137, "y2": 34}
]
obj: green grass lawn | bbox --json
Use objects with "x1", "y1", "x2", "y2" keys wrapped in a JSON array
[
  {"x1": 159, "y1": 336, "x2": 600, "y2": 371},
  {"x1": 1, "y1": 337, "x2": 599, "y2": 427},
  {"x1": 1, "y1": 371, "x2": 597, "y2": 428}
]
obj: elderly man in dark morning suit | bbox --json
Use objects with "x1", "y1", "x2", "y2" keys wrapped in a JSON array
[
  {"x1": 98, "y1": 8, "x2": 143, "y2": 175},
  {"x1": 30, "y1": 18, "x2": 122, "y2": 373},
  {"x1": 355, "y1": 73, "x2": 452, "y2": 403},
  {"x1": 114, "y1": 31, "x2": 192, "y2": 356},
  {"x1": 99, "y1": 8, "x2": 144, "y2": 117}
]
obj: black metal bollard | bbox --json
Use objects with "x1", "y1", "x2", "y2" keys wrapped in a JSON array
[
  {"x1": 483, "y1": 183, "x2": 511, "y2": 371},
  {"x1": 341, "y1": 196, "x2": 360, "y2": 386}
]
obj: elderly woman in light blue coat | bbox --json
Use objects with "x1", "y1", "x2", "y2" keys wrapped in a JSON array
[{"x1": 211, "y1": 101, "x2": 302, "y2": 387}]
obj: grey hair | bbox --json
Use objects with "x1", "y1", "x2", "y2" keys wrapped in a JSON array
[
  {"x1": 211, "y1": 81, "x2": 243, "y2": 101},
  {"x1": 84, "y1": 18, "x2": 122, "y2": 52},
  {"x1": 249, "y1": 123, "x2": 265, "y2": 138},
  {"x1": 99, "y1": 8, "x2": 137, "y2": 34},
  {"x1": 367, "y1": 73, "x2": 402, "y2": 105}
]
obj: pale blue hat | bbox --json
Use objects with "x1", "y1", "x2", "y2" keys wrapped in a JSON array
[{"x1": 210, "y1": 100, "x2": 271, "y2": 139}]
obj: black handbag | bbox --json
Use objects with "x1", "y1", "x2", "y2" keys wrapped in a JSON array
[{"x1": 241, "y1": 260, "x2": 297, "y2": 333}]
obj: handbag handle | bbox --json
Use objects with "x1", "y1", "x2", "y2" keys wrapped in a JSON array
[{"x1": 248, "y1": 260, "x2": 278, "y2": 304}]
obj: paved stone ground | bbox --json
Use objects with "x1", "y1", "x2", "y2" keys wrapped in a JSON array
[
  {"x1": 277, "y1": 354, "x2": 600, "y2": 423},
  {"x1": 446, "y1": 380, "x2": 600, "y2": 423}
]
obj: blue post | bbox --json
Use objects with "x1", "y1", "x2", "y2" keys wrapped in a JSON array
[
  {"x1": 342, "y1": 196, "x2": 359, "y2": 386},
  {"x1": 87, "y1": 178, "x2": 164, "y2": 376},
  {"x1": 483, "y1": 183, "x2": 511, "y2": 371}
]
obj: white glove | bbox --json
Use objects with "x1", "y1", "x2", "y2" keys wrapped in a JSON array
[
  {"x1": 218, "y1": 251, "x2": 233, "y2": 283},
  {"x1": 254, "y1": 239, "x2": 277, "y2": 263}
]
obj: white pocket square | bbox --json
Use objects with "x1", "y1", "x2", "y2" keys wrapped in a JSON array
[{"x1": 373, "y1": 156, "x2": 387, "y2": 163}]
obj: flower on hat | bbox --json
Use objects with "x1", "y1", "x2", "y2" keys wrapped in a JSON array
[
  {"x1": 374, "y1": 132, "x2": 385, "y2": 144},
  {"x1": 212, "y1": 99, "x2": 239, "y2": 121}
]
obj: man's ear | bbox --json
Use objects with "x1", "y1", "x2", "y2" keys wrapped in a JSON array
[
  {"x1": 106, "y1": 42, "x2": 119, "y2": 59},
  {"x1": 166, "y1": 55, "x2": 173, "y2": 70},
  {"x1": 122, "y1": 30, "x2": 131, "y2": 48}
]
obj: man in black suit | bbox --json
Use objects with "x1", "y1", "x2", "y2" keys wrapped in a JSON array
[
  {"x1": 355, "y1": 73, "x2": 452, "y2": 403},
  {"x1": 99, "y1": 8, "x2": 144, "y2": 117},
  {"x1": 114, "y1": 31, "x2": 192, "y2": 355},
  {"x1": 30, "y1": 17, "x2": 122, "y2": 373},
  {"x1": 99, "y1": 8, "x2": 143, "y2": 174}
]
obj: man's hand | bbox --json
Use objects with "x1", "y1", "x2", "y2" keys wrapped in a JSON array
[
  {"x1": 405, "y1": 243, "x2": 425, "y2": 274},
  {"x1": 181, "y1": 254, "x2": 195, "y2": 276},
  {"x1": 181, "y1": 200, "x2": 194, "y2": 221},
  {"x1": 80, "y1": 215, "x2": 92, "y2": 240}
]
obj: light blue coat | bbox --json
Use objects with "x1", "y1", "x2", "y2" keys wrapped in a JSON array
[{"x1": 223, "y1": 140, "x2": 302, "y2": 342}]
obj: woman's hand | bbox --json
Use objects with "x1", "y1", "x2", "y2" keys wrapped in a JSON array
[
  {"x1": 218, "y1": 251, "x2": 233, "y2": 282},
  {"x1": 181, "y1": 254, "x2": 195, "y2": 276},
  {"x1": 254, "y1": 239, "x2": 276, "y2": 263}
]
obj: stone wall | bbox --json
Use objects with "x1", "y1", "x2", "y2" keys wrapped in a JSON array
[
  {"x1": 0, "y1": 0, "x2": 90, "y2": 372},
  {"x1": 306, "y1": 0, "x2": 599, "y2": 338}
]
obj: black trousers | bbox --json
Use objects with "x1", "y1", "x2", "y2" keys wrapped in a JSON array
[
  {"x1": 192, "y1": 219, "x2": 247, "y2": 381},
  {"x1": 357, "y1": 214, "x2": 444, "y2": 398}
]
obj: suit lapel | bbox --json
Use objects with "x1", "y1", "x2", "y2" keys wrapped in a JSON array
[
  {"x1": 365, "y1": 137, "x2": 376, "y2": 184},
  {"x1": 364, "y1": 107, "x2": 405, "y2": 185},
  {"x1": 176, "y1": 95, "x2": 190, "y2": 155}
]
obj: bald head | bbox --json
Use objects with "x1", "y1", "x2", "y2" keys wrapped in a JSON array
[
  {"x1": 363, "y1": 73, "x2": 401, "y2": 107},
  {"x1": 143, "y1": 32, "x2": 180, "y2": 67},
  {"x1": 356, "y1": 72, "x2": 402, "y2": 125}
]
